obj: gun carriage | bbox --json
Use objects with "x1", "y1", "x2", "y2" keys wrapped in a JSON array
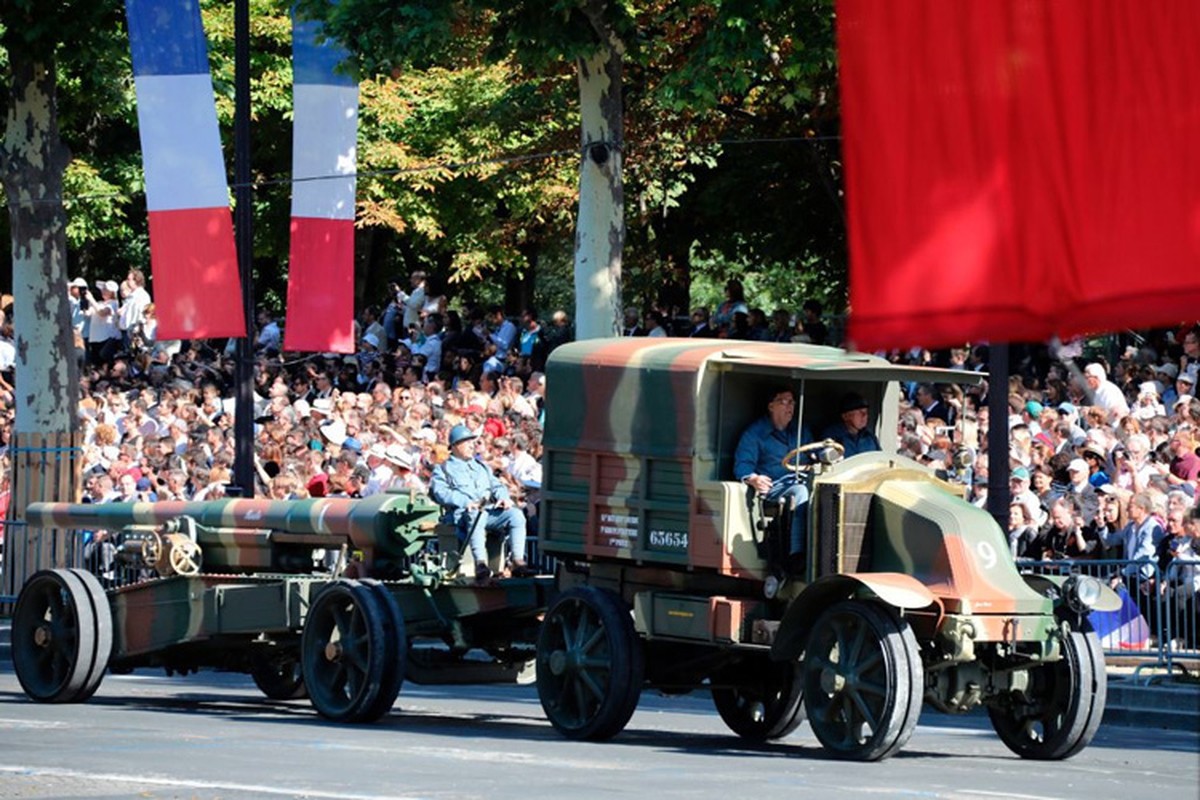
[{"x1": 12, "y1": 493, "x2": 551, "y2": 722}]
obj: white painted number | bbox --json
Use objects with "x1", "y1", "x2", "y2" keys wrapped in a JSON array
[{"x1": 976, "y1": 540, "x2": 998, "y2": 570}]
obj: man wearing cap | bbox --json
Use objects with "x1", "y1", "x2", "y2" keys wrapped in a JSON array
[
  {"x1": 1158, "y1": 363, "x2": 1181, "y2": 406},
  {"x1": 68, "y1": 278, "x2": 90, "y2": 355},
  {"x1": 1082, "y1": 362, "x2": 1130, "y2": 420},
  {"x1": 431, "y1": 423, "x2": 529, "y2": 582},
  {"x1": 1064, "y1": 457, "x2": 1100, "y2": 526},
  {"x1": 821, "y1": 391, "x2": 882, "y2": 458},
  {"x1": 1175, "y1": 371, "x2": 1196, "y2": 406},
  {"x1": 1010, "y1": 466, "x2": 1047, "y2": 528},
  {"x1": 85, "y1": 280, "x2": 122, "y2": 365}
]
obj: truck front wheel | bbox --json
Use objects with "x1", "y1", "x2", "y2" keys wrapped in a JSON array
[
  {"x1": 536, "y1": 587, "x2": 644, "y2": 741},
  {"x1": 802, "y1": 601, "x2": 922, "y2": 761},
  {"x1": 987, "y1": 626, "x2": 1106, "y2": 760}
]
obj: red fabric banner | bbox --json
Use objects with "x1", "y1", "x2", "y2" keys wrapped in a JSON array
[
  {"x1": 147, "y1": 208, "x2": 244, "y2": 339},
  {"x1": 838, "y1": 1, "x2": 1200, "y2": 351},
  {"x1": 283, "y1": 218, "x2": 355, "y2": 353}
]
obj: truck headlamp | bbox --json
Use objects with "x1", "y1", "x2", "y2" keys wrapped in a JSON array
[{"x1": 1063, "y1": 574, "x2": 1101, "y2": 613}]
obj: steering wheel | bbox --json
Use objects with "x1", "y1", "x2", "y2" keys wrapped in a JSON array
[{"x1": 781, "y1": 439, "x2": 844, "y2": 472}]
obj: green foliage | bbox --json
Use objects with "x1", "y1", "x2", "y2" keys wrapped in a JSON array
[{"x1": 1, "y1": 0, "x2": 849, "y2": 319}]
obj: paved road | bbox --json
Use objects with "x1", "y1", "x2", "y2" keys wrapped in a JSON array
[{"x1": 0, "y1": 669, "x2": 1196, "y2": 800}]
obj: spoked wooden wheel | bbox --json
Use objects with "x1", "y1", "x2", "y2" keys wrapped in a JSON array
[
  {"x1": 536, "y1": 587, "x2": 644, "y2": 741},
  {"x1": 251, "y1": 650, "x2": 308, "y2": 700},
  {"x1": 12, "y1": 569, "x2": 112, "y2": 703},
  {"x1": 802, "y1": 601, "x2": 922, "y2": 761},
  {"x1": 988, "y1": 626, "x2": 1106, "y2": 760},
  {"x1": 711, "y1": 656, "x2": 806, "y2": 741},
  {"x1": 301, "y1": 580, "x2": 395, "y2": 722}
]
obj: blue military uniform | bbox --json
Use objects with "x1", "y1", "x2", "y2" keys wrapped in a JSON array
[{"x1": 430, "y1": 451, "x2": 527, "y2": 565}]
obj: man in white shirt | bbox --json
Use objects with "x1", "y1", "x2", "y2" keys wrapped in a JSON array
[
  {"x1": 1083, "y1": 362, "x2": 1130, "y2": 420},
  {"x1": 118, "y1": 269, "x2": 152, "y2": 341}
]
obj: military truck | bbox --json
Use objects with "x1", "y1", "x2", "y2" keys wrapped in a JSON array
[
  {"x1": 11, "y1": 493, "x2": 550, "y2": 722},
  {"x1": 534, "y1": 339, "x2": 1115, "y2": 761}
]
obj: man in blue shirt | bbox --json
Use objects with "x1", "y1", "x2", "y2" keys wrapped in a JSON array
[
  {"x1": 431, "y1": 424, "x2": 530, "y2": 582},
  {"x1": 734, "y1": 386, "x2": 811, "y2": 564},
  {"x1": 821, "y1": 391, "x2": 882, "y2": 458}
]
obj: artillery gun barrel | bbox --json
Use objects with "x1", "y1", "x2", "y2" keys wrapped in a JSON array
[{"x1": 25, "y1": 493, "x2": 439, "y2": 561}]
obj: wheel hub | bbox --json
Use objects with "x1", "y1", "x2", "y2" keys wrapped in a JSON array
[
  {"x1": 548, "y1": 649, "x2": 570, "y2": 676},
  {"x1": 33, "y1": 624, "x2": 52, "y2": 648},
  {"x1": 324, "y1": 641, "x2": 343, "y2": 662},
  {"x1": 820, "y1": 666, "x2": 846, "y2": 694}
]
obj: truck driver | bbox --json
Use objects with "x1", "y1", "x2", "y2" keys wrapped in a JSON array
[{"x1": 734, "y1": 386, "x2": 811, "y2": 568}]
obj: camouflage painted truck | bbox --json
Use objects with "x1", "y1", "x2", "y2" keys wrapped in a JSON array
[
  {"x1": 533, "y1": 339, "x2": 1117, "y2": 761},
  {"x1": 11, "y1": 493, "x2": 550, "y2": 722}
]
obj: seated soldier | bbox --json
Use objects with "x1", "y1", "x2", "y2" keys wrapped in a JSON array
[
  {"x1": 821, "y1": 391, "x2": 882, "y2": 457},
  {"x1": 734, "y1": 385, "x2": 812, "y2": 568},
  {"x1": 430, "y1": 423, "x2": 531, "y2": 582}
]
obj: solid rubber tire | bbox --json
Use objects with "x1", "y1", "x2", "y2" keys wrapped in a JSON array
[
  {"x1": 65, "y1": 569, "x2": 113, "y2": 702},
  {"x1": 711, "y1": 656, "x2": 806, "y2": 741},
  {"x1": 251, "y1": 651, "x2": 308, "y2": 700},
  {"x1": 12, "y1": 569, "x2": 98, "y2": 703},
  {"x1": 536, "y1": 586, "x2": 644, "y2": 741},
  {"x1": 988, "y1": 625, "x2": 1107, "y2": 760},
  {"x1": 802, "y1": 600, "x2": 923, "y2": 761},
  {"x1": 302, "y1": 579, "x2": 389, "y2": 722},
  {"x1": 357, "y1": 578, "x2": 407, "y2": 722}
]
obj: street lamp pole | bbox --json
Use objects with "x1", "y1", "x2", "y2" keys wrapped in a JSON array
[{"x1": 232, "y1": 0, "x2": 256, "y2": 496}]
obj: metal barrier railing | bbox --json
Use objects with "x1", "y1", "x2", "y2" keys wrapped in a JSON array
[
  {"x1": 1020, "y1": 557, "x2": 1200, "y2": 675},
  {"x1": 1163, "y1": 558, "x2": 1200, "y2": 674}
]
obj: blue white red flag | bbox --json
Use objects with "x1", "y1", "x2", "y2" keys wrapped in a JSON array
[
  {"x1": 126, "y1": 0, "x2": 245, "y2": 339},
  {"x1": 284, "y1": 11, "x2": 358, "y2": 353}
]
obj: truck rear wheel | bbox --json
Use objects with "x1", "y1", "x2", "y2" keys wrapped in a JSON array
[
  {"x1": 711, "y1": 656, "x2": 806, "y2": 741},
  {"x1": 536, "y1": 587, "x2": 644, "y2": 741},
  {"x1": 802, "y1": 601, "x2": 922, "y2": 761},
  {"x1": 301, "y1": 580, "x2": 395, "y2": 722},
  {"x1": 988, "y1": 627, "x2": 1106, "y2": 760}
]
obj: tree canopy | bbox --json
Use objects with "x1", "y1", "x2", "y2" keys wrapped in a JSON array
[{"x1": 2, "y1": 0, "x2": 846, "y2": 322}]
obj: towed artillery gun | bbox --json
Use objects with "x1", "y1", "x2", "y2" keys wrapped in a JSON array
[
  {"x1": 534, "y1": 340, "x2": 1118, "y2": 760},
  {"x1": 12, "y1": 493, "x2": 550, "y2": 721}
]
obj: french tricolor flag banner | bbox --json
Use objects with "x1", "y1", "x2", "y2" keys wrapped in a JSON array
[
  {"x1": 126, "y1": 0, "x2": 245, "y2": 339},
  {"x1": 284, "y1": 11, "x2": 358, "y2": 354}
]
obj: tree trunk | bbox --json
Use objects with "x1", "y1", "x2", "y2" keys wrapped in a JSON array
[
  {"x1": 0, "y1": 54, "x2": 76, "y2": 434},
  {"x1": 572, "y1": 42, "x2": 624, "y2": 340}
]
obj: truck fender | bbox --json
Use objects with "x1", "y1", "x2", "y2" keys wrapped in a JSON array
[
  {"x1": 1019, "y1": 573, "x2": 1122, "y2": 613},
  {"x1": 771, "y1": 573, "x2": 942, "y2": 662}
]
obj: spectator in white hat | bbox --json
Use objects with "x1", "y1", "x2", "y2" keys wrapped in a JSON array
[
  {"x1": 84, "y1": 280, "x2": 122, "y2": 365},
  {"x1": 1065, "y1": 457, "x2": 1100, "y2": 526},
  {"x1": 1083, "y1": 362, "x2": 1130, "y2": 420},
  {"x1": 1157, "y1": 363, "x2": 1181, "y2": 406}
]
